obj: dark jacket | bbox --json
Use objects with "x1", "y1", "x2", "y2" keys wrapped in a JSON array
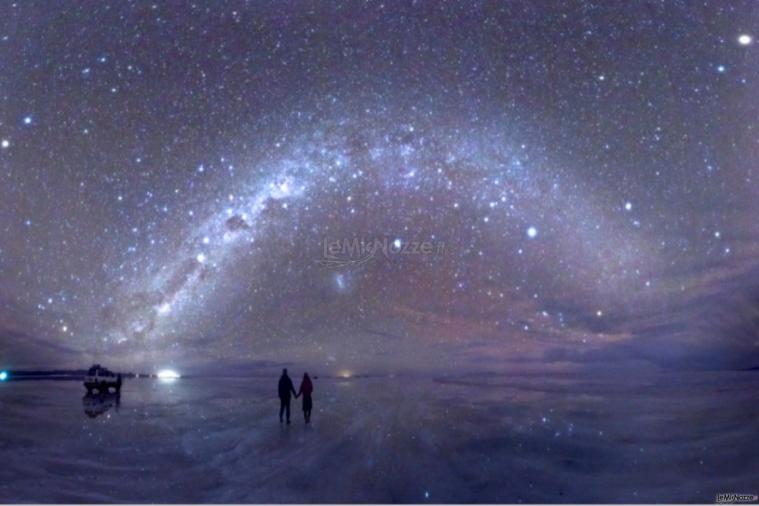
[
  {"x1": 278, "y1": 374, "x2": 296, "y2": 400},
  {"x1": 298, "y1": 376, "x2": 313, "y2": 397}
]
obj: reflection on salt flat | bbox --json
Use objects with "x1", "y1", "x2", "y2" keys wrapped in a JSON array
[
  {"x1": 82, "y1": 392, "x2": 120, "y2": 419},
  {"x1": 0, "y1": 372, "x2": 757, "y2": 503}
]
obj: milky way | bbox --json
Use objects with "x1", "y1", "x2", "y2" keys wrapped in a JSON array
[{"x1": 1, "y1": 1, "x2": 758, "y2": 373}]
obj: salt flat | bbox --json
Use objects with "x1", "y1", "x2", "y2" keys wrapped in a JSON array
[{"x1": 0, "y1": 371, "x2": 757, "y2": 503}]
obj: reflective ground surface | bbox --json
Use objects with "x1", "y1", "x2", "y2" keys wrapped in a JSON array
[{"x1": 0, "y1": 372, "x2": 757, "y2": 503}]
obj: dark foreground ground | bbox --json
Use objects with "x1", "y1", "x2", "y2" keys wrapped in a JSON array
[{"x1": 0, "y1": 371, "x2": 757, "y2": 503}]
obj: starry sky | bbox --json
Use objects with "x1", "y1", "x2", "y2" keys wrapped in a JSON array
[{"x1": 1, "y1": 1, "x2": 758, "y2": 374}]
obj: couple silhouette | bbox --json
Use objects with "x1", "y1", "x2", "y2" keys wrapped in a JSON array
[{"x1": 278, "y1": 368, "x2": 313, "y2": 424}]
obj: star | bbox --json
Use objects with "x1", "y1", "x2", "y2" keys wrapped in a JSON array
[
  {"x1": 335, "y1": 273, "x2": 347, "y2": 292},
  {"x1": 0, "y1": 8, "x2": 755, "y2": 484}
]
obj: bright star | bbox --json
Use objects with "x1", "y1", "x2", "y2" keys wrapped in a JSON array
[
  {"x1": 738, "y1": 34, "x2": 752, "y2": 45},
  {"x1": 1, "y1": 139, "x2": 9, "y2": 149},
  {"x1": 23, "y1": 116, "x2": 32, "y2": 125},
  {"x1": 335, "y1": 273, "x2": 346, "y2": 291},
  {"x1": 624, "y1": 202, "x2": 632, "y2": 211},
  {"x1": 527, "y1": 226, "x2": 538, "y2": 238},
  {"x1": 196, "y1": 253, "x2": 206, "y2": 263},
  {"x1": 0, "y1": 371, "x2": 8, "y2": 381}
]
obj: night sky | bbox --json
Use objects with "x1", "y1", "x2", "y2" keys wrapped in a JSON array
[{"x1": 1, "y1": 1, "x2": 758, "y2": 374}]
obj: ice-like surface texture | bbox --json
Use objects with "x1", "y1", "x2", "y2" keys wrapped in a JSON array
[{"x1": 0, "y1": 373, "x2": 757, "y2": 503}]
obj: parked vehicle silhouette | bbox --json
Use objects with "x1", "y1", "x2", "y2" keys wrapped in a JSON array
[{"x1": 83, "y1": 364, "x2": 122, "y2": 394}]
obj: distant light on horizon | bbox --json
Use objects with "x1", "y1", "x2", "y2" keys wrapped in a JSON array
[
  {"x1": 157, "y1": 369, "x2": 181, "y2": 381},
  {"x1": 338, "y1": 369, "x2": 352, "y2": 378}
]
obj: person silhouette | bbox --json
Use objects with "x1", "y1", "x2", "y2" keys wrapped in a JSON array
[
  {"x1": 278, "y1": 368, "x2": 297, "y2": 424},
  {"x1": 297, "y1": 372, "x2": 314, "y2": 424}
]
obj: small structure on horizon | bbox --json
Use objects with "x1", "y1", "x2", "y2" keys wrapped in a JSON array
[{"x1": 83, "y1": 364, "x2": 122, "y2": 394}]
